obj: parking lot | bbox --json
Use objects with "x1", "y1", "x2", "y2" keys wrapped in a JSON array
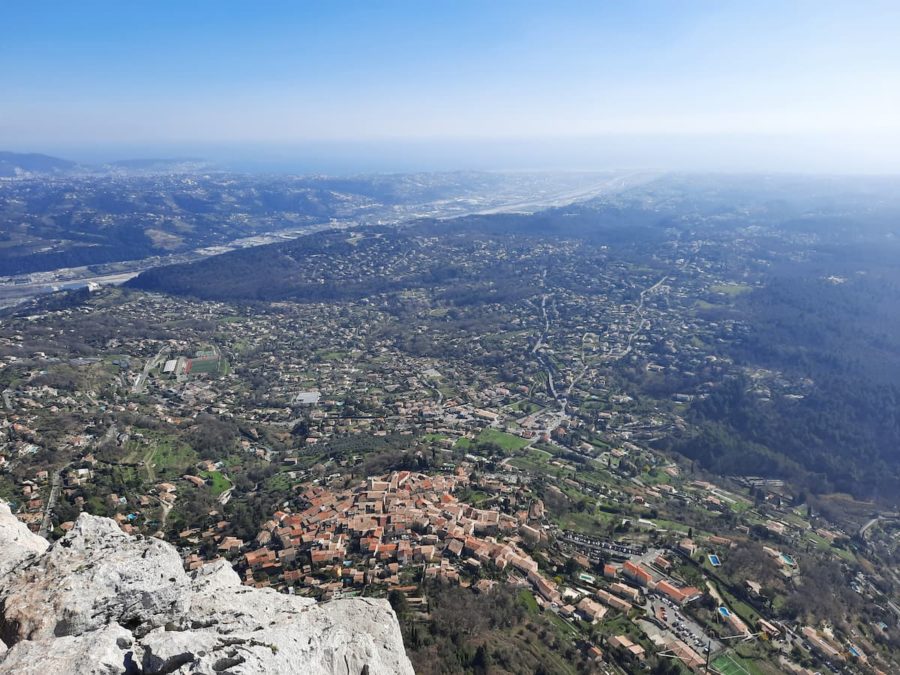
[{"x1": 648, "y1": 596, "x2": 723, "y2": 655}]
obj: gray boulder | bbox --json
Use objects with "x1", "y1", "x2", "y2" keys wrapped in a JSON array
[
  {"x1": 0, "y1": 513, "x2": 189, "y2": 642},
  {"x1": 0, "y1": 502, "x2": 47, "y2": 577},
  {"x1": 0, "y1": 505, "x2": 414, "y2": 674},
  {"x1": 0, "y1": 623, "x2": 139, "y2": 675}
]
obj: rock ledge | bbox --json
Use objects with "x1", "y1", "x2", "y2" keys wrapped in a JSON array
[{"x1": 0, "y1": 507, "x2": 414, "y2": 674}]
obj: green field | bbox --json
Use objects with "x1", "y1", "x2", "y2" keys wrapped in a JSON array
[
  {"x1": 713, "y1": 652, "x2": 753, "y2": 675},
  {"x1": 710, "y1": 282, "x2": 753, "y2": 296},
  {"x1": 455, "y1": 428, "x2": 531, "y2": 453},
  {"x1": 316, "y1": 350, "x2": 348, "y2": 361},
  {"x1": 711, "y1": 649, "x2": 774, "y2": 675},
  {"x1": 518, "y1": 589, "x2": 539, "y2": 614},
  {"x1": 508, "y1": 448, "x2": 552, "y2": 473},
  {"x1": 553, "y1": 509, "x2": 612, "y2": 535},
  {"x1": 476, "y1": 428, "x2": 531, "y2": 451},
  {"x1": 188, "y1": 357, "x2": 222, "y2": 374},
  {"x1": 200, "y1": 470, "x2": 232, "y2": 496},
  {"x1": 150, "y1": 440, "x2": 198, "y2": 477},
  {"x1": 509, "y1": 399, "x2": 540, "y2": 414},
  {"x1": 122, "y1": 435, "x2": 197, "y2": 482},
  {"x1": 265, "y1": 471, "x2": 297, "y2": 493}
]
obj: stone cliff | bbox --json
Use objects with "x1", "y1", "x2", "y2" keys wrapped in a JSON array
[{"x1": 0, "y1": 504, "x2": 414, "y2": 674}]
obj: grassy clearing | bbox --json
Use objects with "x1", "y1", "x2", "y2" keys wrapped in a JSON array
[
  {"x1": 728, "y1": 498, "x2": 752, "y2": 514},
  {"x1": 805, "y1": 530, "x2": 856, "y2": 563},
  {"x1": 153, "y1": 440, "x2": 197, "y2": 472},
  {"x1": 508, "y1": 447, "x2": 552, "y2": 469},
  {"x1": 553, "y1": 509, "x2": 612, "y2": 536},
  {"x1": 518, "y1": 589, "x2": 539, "y2": 614},
  {"x1": 643, "y1": 468, "x2": 673, "y2": 485},
  {"x1": 455, "y1": 428, "x2": 531, "y2": 453},
  {"x1": 509, "y1": 399, "x2": 540, "y2": 414},
  {"x1": 265, "y1": 471, "x2": 297, "y2": 493},
  {"x1": 830, "y1": 545, "x2": 856, "y2": 563},
  {"x1": 652, "y1": 518, "x2": 691, "y2": 533},
  {"x1": 200, "y1": 470, "x2": 231, "y2": 496},
  {"x1": 710, "y1": 283, "x2": 752, "y2": 296},
  {"x1": 316, "y1": 350, "x2": 347, "y2": 361},
  {"x1": 475, "y1": 428, "x2": 531, "y2": 451}
]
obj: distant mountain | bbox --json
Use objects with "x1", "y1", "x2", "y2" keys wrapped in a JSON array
[
  {"x1": 0, "y1": 151, "x2": 78, "y2": 177},
  {"x1": 0, "y1": 152, "x2": 216, "y2": 178}
]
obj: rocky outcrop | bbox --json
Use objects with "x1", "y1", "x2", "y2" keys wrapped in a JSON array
[
  {"x1": 0, "y1": 502, "x2": 47, "y2": 578},
  {"x1": 1, "y1": 514, "x2": 190, "y2": 642},
  {"x1": 0, "y1": 508, "x2": 414, "y2": 674}
]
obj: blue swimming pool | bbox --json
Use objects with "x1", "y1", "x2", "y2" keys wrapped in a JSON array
[{"x1": 708, "y1": 554, "x2": 721, "y2": 566}]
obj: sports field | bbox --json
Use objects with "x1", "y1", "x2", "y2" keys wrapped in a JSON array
[{"x1": 711, "y1": 651, "x2": 759, "y2": 675}]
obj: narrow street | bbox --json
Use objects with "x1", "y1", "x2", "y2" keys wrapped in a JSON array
[{"x1": 38, "y1": 467, "x2": 64, "y2": 538}]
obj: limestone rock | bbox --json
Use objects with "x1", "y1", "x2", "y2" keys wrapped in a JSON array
[
  {"x1": 136, "y1": 597, "x2": 412, "y2": 674},
  {"x1": 0, "y1": 513, "x2": 190, "y2": 642},
  {"x1": 184, "y1": 558, "x2": 317, "y2": 633},
  {"x1": 0, "y1": 623, "x2": 139, "y2": 675},
  {"x1": 0, "y1": 502, "x2": 48, "y2": 577},
  {"x1": 0, "y1": 505, "x2": 414, "y2": 674}
]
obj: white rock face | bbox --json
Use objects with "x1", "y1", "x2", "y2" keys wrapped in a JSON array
[
  {"x1": 0, "y1": 513, "x2": 190, "y2": 642},
  {"x1": 0, "y1": 624, "x2": 139, "y2": 675},
  {"x1": 0, "y1": 507, "x2": 414, "y2": 674},
  {"x1": 0, "y1": 502, "x2": 48, "y2": 577}
]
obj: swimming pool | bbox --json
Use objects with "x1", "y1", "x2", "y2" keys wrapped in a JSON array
[{"x1": 708, "y1": 554, "x2": 721, "y2": 566}]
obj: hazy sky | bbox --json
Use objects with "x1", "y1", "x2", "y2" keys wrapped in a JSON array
[{"x1": 2, "y1": 1, "x2": 900, "y2": 171}]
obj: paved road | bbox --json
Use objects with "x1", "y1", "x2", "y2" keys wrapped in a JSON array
[
  {"x1": 38, "y1": 469, "x2": 63, "y2": 538},
  {"x1": 523, "y1": 274, "x2": 669, "y2": 447},
  {"x1": 132, "y1": 347, "x2": 169, "y2": 394},
  {"x1": 38, "y1": 459, "x2": 77, "y2": 538},
  {"x1": 858, "y1": 512, "x2": 900, "y2": 539}
]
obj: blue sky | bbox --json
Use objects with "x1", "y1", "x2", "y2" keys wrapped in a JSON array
[{"x1": 2, "y1": 1, "x2": 899, "y2": 171}]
